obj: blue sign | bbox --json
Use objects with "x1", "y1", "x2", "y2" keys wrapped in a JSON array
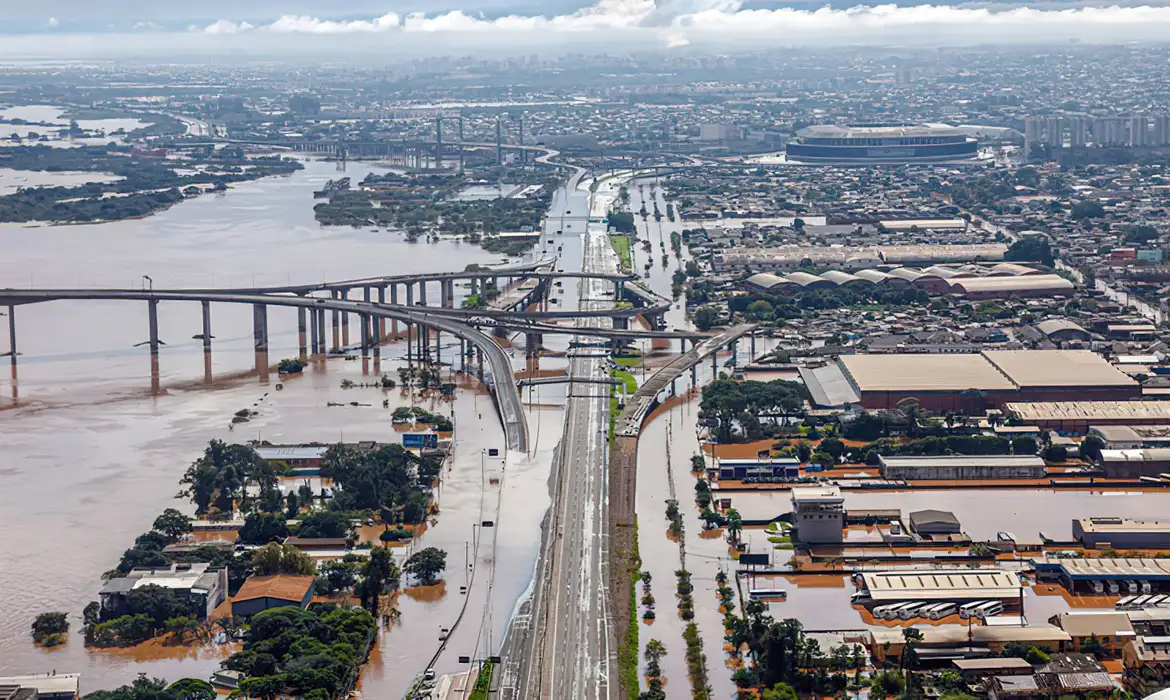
[{"x1": 402, "y1": 433, "x2": 438, "y2": 449}]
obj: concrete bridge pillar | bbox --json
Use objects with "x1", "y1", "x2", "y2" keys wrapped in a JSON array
[
  {"x1": 6, "y1": 304, "x2": 14, "y2": 362},
  {"x1": 435, "y1": 330, "x2": 441, "y2": 369},
  {"x1": 147, "y1": 299, "x2": 160, "y2": 356},
  {"x1": 477, "y1": 348, "x2": 484, "y2": 382},
  {"x1": 341, "y1": 289, "x2": 350, "y2": 348},
  {"x1": 297, "y1": 306, "x2": 307, "y2": 361},
  {"x1": 443, "y1": 280, "x2": 454, "y2": 308},
  {"x1": 331, "y1": 291, "x2": 340, "y2": 352},
  {"x1": 526, "y1": 333, "x2": 543, "y2": 357},
  {"x1": 201, "y1": 301, "x2": 212, "y2": 352},
  {"x1": 316, "y1": 308, "x2": 327, "y2": 356},
  {"x1": 614, "y1": 281, "x2": 623, "y2": 301},
  {"x1": 359, "y1": 313, "x2": 370, "y2": 374},
  {"x1": 377, "y1": 286, "x2": 386, "y2": 340},
  {"x1": 310, "y1": 305, "x2": 320, "y2": 355},
  {"x1": 406, "y1": 283, "x2": 414, "y2": 308},
  {"x1": 419, "y1": 280, "x2": 428, "y2": 306},
  {"x1": 389, "y1": 284, "x2": 399, "y2": 337},
  {"x1": 253, "y1": 303, "x2": 269, "y2": 382},
  {"x1": 405, "y1": 322, "x2": 413, "y2": 365},
  {"x1": 712, "y1": 349, "x2": 718, "y2": 378},
  {"x1": 750, "y1": 332, "x2": 756, "y2": 359},
  {"x1": 471, "y1": 277, "x2": 479, "y2": 296}
]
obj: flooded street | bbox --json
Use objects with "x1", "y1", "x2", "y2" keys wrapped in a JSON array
[{"x1": 0, "y1": 154, "x2": 569, "y2": 693}]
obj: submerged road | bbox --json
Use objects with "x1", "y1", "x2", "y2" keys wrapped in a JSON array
[{"x1": 507, "y1": 175, "x2": 619, "y2": 700}]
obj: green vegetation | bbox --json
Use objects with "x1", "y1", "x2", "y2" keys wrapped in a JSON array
[
  {"x1": 320, "y1": 443, "x2": 440, "y2": 521},
  {"x1": 224, "y1": 605, "x2": 377, "y2": 699},
  {"x1": 0, "y1": 145, "x2": 301, "y2": 224},
  {"x1": 666, "y1": 499, "x2": 683, "y2": 538},
  {"x1": 403, "y1": 547, "x2": 447, "y2": 586},
  {"x1": 676, "y1": 569, "x2": 712, "y2": 699},
  {"x1": 469, "y1": 661, "x2": 495, "y2": 700},
  {"x1": 619, "y1": 518, "x2": 641, "y2": 700},
  {"x1": 82, "y1": 675, "x2": 216, "y2": 700},
  {"x1": 614, "y1": 368, "x2": 638, "y2": 394},
  {"x1": 251, "y1": 542, "x2": 316, "y2": 576},
  {"x1": 610, "y1": 234, "x2": 633, "y2": 273},
  {"x1": 607, "y1": 210, "x2": 636, "y2": 234},
  {"x1": 313, "y1": 170, "x2": 554, "y2": 240},
  {"x1": 1005, "y1": 236, "x2": 1055, "y2": 267},
  {"x1": 726, "y1": 610, "x2": 867, "y2": 694},
  {"x1": 31, "y1": 612, "x2": 68, "y2": 646},
  {"x1": 699, "y1": 379, "x2": 806, "y2": 443},
  {"x1": 642, "y1": 639, "x2": 668, "y2": 699}
]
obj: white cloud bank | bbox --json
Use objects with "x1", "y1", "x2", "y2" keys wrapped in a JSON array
[{"x1": 14, "y1": 0, "x2": 1170, "y2": 57}]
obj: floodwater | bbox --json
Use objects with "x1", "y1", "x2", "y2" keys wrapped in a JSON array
[
  {"x1": 0, "y1": 105, "x2": 151, "y2": 145},
  {"x1": 0, "y1": 152, "x2": 572, "y2": 694},
  {"x1": 0, "y1": 169, "x2": 123, "y2": 196},
  {"x1": 725, "y1": 488, "x2": 1170, "y2": 541}
]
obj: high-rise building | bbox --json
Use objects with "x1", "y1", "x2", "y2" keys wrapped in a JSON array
[
  {"x1": 1070, "y1": 118, "x2": 1088, "y2": 148},
  {"x1": 1046, "y1": 117, "x2": 1063, "y2": 149},
  {"x1": 1131, "y1": 117, "x2": 1150, "y2": 147},
  {"x1": 1024, "y1": 117, "x2": 1042, "y2": 158},
  {"x1": 1093, "y1": 117, "x2": 1124, "y2": 147},
  {"x1": 1156, "y1": 116, "x2": 1170, "y2": 146}
]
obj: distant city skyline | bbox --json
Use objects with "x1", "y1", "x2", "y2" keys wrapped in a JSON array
[{"x1": 8, "y1": 0, "x2": 1170, "y2": 58}]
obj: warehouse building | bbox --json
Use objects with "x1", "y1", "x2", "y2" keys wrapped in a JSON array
[
  {"x1": 949, "y1": 274, "x2": 1075, "y2": 300},
  {"x1": 857, "y1": 568, "x2": 1023, "y2": 602},
  {"x1": 870, "y1": 625, "x2": 1069, "y2": 665},
  {"x1": 819, "y1": 350, "x2": 1140, "y2": 412},
  {"x1": 717, "y1": 457, "x2": 800, "y2": 481},
  {"x1": 1050, "y1": 611, "x2": 1136, "y2": 657},
  {"x1": 880, "y1": 455, "x2": 1047, "y2": 481},
  {"x1": 1074, "y1": 518, "x2": 1170, "y2": 549},
  {"x1": 1035, "y1": 557, "x2": 1170, "y2": 594},
  {"x1": 1100, "y1": 448, "x2": 1170, "y2": 479},
  {"x1": 1091, "y1": 425, "x2": 1170, "y2": 449},
  {"x1": 1006, "y1": 402, "x2": 1170, "y2": 433},
  {"x1": 909, "y1": 509, "x2": 963, "y2": 536}
]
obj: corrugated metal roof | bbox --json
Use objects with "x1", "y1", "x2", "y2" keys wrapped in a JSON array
[{"x1": 860, "y1": 568, "x2": 1022, "y2": 601}]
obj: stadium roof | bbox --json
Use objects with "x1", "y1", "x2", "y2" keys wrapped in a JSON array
[
  {"x1": 744, "y1": 272, "x2": 792, "y2": 290},
  {"x1": 859, "y1": 568, "x2": 1023, "y2": 601},
  {"x1": 840, "y1": 353, "x2": 1017, "y2": 393},
  {"x1": 796, "y1": 124, "x2": 966, "y2": 139},
  {"x1": 983, "y1": 350, "x2": 1136, "y2": 388}
]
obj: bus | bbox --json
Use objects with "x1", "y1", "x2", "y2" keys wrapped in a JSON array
[
  {"x1": 959, "y1": 601, "x2": 990, "y2": 619},
  {"x1": 974, "y1": 602, "x2": 1005, "y2": 620},
  {"x1": 926, "y1": 603, "x2": 958, "y2": 620}
]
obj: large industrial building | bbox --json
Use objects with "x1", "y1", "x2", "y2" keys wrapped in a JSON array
[
  {"x1": 803, "y1": 350, "x2": 1140, "y2": 412},
  {"x1": 879, "y1": 455, "x2": 1047, "y2": 481},
  {"x1": 1035, "y1": 557, "x2": 1170, "y2": 594},
  {"x1": 1074, "y1": 517, "x2": 1170, "y2": 549},
  {"x1": 1099, "y1": 448, "x2": 1170, "y2": 479},
  {"x1": 715, "y1": 245, "x2": 1007, "y2": 273},
  {"x1": 786, "y1": 124, "x2": 980, "y2": 163},
  {"x1": 856, "y1": 568, "x2": 1023, "y2": 602},
  {"x1": 1004, "y1": 402, "x2": 1170, "y2": 433}
]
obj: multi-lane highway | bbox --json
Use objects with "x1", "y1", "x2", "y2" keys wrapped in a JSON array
[{"x1": 505, "y1": 175, "x2": 619, "y2": 699}]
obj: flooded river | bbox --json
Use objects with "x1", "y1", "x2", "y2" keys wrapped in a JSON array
[{"x1": 0, "y1": 153, "x2": 572, "y2": 694}]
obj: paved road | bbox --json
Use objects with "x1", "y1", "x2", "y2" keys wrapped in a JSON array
[
  {"x1": 0, "y1": 289, "x2": 528, "y2": 452},
  {"x1": 507, "y1": 178, "x2": 618, "y2": 700}
]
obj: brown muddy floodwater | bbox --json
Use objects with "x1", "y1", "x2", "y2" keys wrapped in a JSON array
[{"x1": 0, "y1": 156, "x2": 574, "y2": 695}]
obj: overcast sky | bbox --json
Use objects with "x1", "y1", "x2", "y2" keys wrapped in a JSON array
[{"x1": 8, "y1": 0, "x2": 1170, "y2": 58}]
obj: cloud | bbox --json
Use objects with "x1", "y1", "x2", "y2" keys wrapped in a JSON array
[
  {"x1": 189, "y1": 0, "x2": 1170, "y2": 43},
  {"x1": 47, "y1": 17, "x2": 59, "y2": 27},
  {"x1": 14, "y1": 0, "x2": 1170, "y2": 56}
]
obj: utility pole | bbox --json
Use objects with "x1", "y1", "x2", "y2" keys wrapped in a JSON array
[{"x1": 435, "y1": 115, "x2": 442, "y2": 169}]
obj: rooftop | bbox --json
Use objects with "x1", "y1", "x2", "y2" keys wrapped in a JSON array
[
  {"x1": 0, "y1": 675, "x2": 81, "y2": 696},
  {"x1": 791, "y1": 485, "x2": 843, "y2": 503},
  {"x1": 1038, "y1": 557, "x2": 1170, "y2": 578},
  {"x1": 234, "y1": 575, "x2": 315, "y2": 603},
  {"x1": 253, "y1": 445, "x2": 330, "y2": 461},
  {"x1": 870, "y1": 623, "x2": 1069, "y2": 645},
  {"x1": 839, "y1": 353, "x2": 1016, "y2": 393},
  {"x1": 1052, "y1": 610, "x2": 1136, "y2": 638},
  {"x1": 1077, "y1": 517, "x2": 1170, "y2": 534},
  {"x1": 1006, "y1": 401, "x2": 1170, "y2": 422},
  {"x1": 880, "y1": 455, "x2": 1046, "y2": 470},
  {"x1": 859, "y1": 568, "x2": 1022, "y2": 601},
  {"x1": 797, "y1": 124, "x2": 966, "y2": 139},
  {"x1": 983, "y1": 350, "x2": 1136, "y2": 389}
]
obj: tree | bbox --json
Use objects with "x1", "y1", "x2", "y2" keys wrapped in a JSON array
[
  {"x1": 404, "y1": 547, "x2": 448, "y2": 586},
  {"x1": 1071, "y1": 199, "x2": 1105, "y2": 220},
  {"x1": 296, "y1": 510, "x2": 352, "y2": 539},
  {"x1": 238, "y1": 512, "x2": 289, "y2": 545},
  {"x1": 31, "y1": 612, "x2": 69, "y2": 645},
  {"x1": 152, "y1": 508, "x2": 192, "y2": 542},
  {"x1": 83, "y1": 674, "x2": 176, "y2": 700},
  {"x1": 693, "y1": 305, "x2": 720, "y2": 331},
  {"x1": 725, "y1": 508, "x2": 743, "y2": 544},
  {"x1": 762, "y1": 683, "x2": 798, "y2": 700},
  {"x1": 164, "y1": 616, "x2": 200, "y2": 642},
  {"x1": 1043, "y1": 444, "x2": 1068, "y2": 462},
  {"x1": 819, "y1": 437, "x2": 845, "y2": 460},
  {"x1": 1081, "y1": 434, "x2": 1106, "y2": 463},
  {"x1": 1011, "y1": 436, "x2": 1038, "y2": 455},
  {"x1": 165, "y1": 679, "x2": 216, "y2": 700},
  {"x1": 810, "y1": 451, "x2": 835, "y2": 469},
  {"x1": 871, "y1": 670, "x2": 906, "y2": 698},
  {"x1": 357, "y1": 545, "x2": 400, "y2": 612},
  {"x1": 316, "y1": 560, "x2": 360, "y2": 595},
  {"x1": 251, "y1": 542, "x2": 315, "y2": 576},
  {"x1": 285, "y1": 491, "x2": 299, "y2": 520}
]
